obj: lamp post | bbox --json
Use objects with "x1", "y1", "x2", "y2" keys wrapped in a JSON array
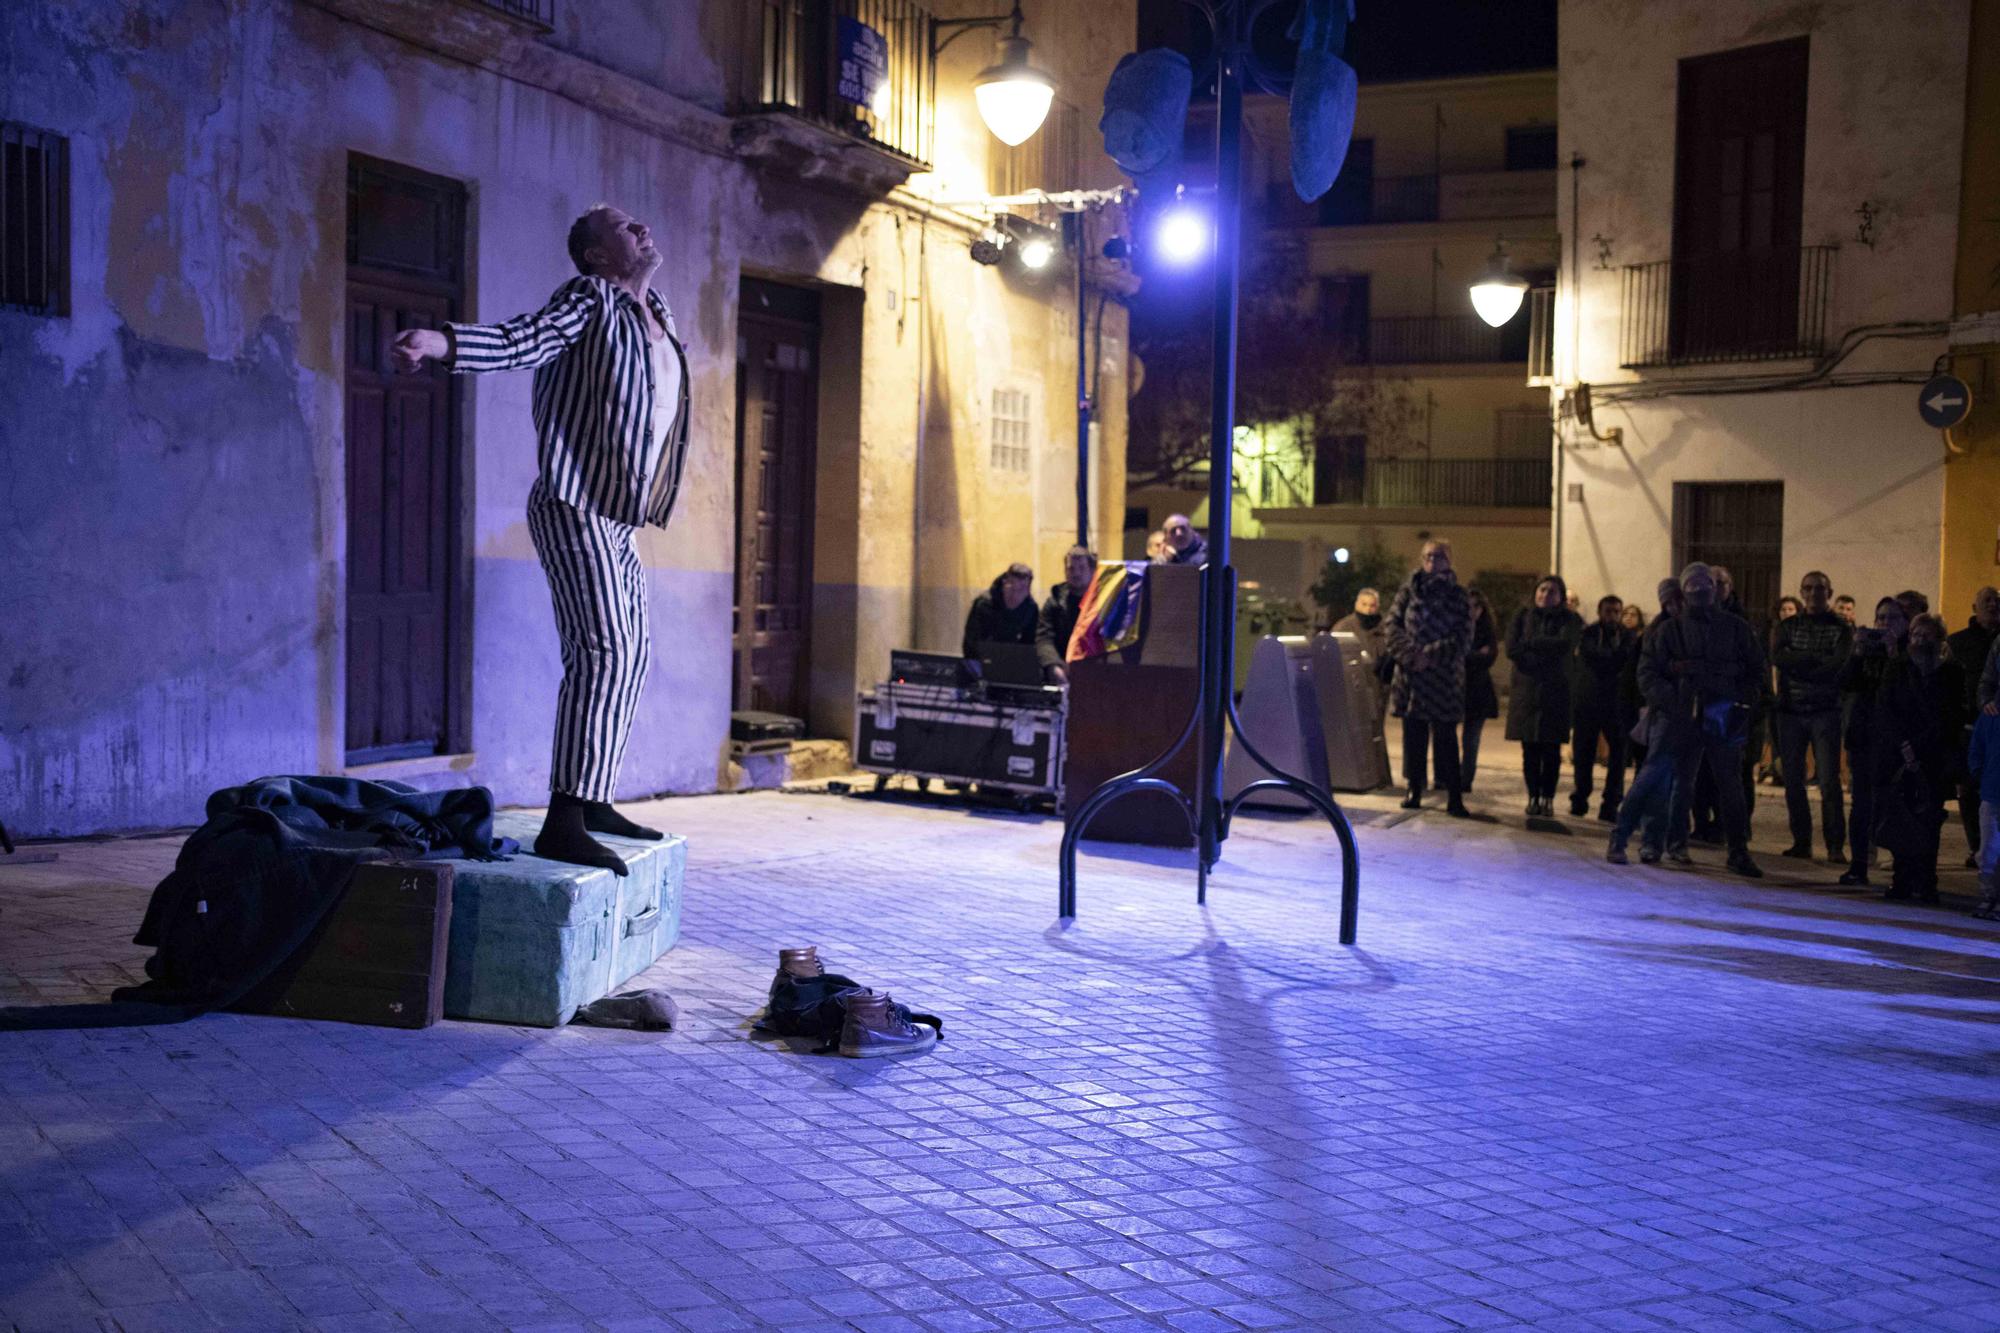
[
  {"x1": 932, "y1": 1, "x2": 1055, "y2": 147},
  {"x1": 1056, "y1": 0, "x2": 1361, "y2": 944}
]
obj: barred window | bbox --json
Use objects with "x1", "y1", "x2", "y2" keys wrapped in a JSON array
[
  {"x1": 2, "y1": 122, "x2": 69, "y2": 317},
  {"x1": 989, "y1": 387, "x2": 1032, "y2": 472}
]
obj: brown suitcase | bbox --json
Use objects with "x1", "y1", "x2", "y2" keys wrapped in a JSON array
[{"x1": 240, "y1": 861, "x2": 453, "y2": 1029}]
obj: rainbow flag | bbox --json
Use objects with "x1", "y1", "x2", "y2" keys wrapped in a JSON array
[{"x1": 1066, "y1": 561, "x2": 1150, "y2": 662}]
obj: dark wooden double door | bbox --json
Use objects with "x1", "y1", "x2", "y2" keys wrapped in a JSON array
[
  {"x1": 734, "y1": 278, "x2": 820, "y2": 719},
  {"x1": 344, "y1": 156, "x2": 465, "y2": 763}
]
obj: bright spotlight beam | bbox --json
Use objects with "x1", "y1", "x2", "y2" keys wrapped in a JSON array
[
  {"x1": 1156, "y1": 206, "x2": 1210, "y2": 265},
  {"x1": 1016, "y1": 237, "x2": 1055, "y2": 270}
]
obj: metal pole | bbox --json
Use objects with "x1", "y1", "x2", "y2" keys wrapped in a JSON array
[
  {"x1": 1073, "y1": 212, "x2": 1091, "y2": 548},
  {"x1": 1198, "y1": 36, "x2": 1245, "y2": 870}
]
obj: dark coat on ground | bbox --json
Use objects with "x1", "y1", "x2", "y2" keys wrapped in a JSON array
[
  {"x1": 1384, "y1": 570, "x2": 1471, "y2": 723},
  {"x1": 962, "y1": 580, "x2": 1038, "y2": 658},
  {"x1": 1035, "y1": 581, "x2": 1087, "y2": 670},
  {"x1": 1574, "y1": 620, "x2": 1637, "y2": 723},
  {"x1": 1463, "y1": 606, "x2": 1500, "y2": 721},
  {"x1": 1505, "y1": 605, "x2": 1585, "y2": 742}
]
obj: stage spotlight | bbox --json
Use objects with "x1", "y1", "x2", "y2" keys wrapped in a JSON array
[
  {"x1": 1157, "y1": 205, "x2": 1210, "y2": 264},
  {"x1": 1016, "y1": 236, "x2": 1055, "y2": 269},
  {"x1": 970, "y1": 229, "x2": 1006, "y2": 266}
]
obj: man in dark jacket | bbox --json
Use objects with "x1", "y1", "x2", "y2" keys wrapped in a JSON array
[
  {"x1": 1772, "y1": 571, "x2": 1853, "y2": 861},
  {"x1": 1036, "y1": 546, "x2": 1096, "y2": 684},
  {"x1": 1163, "y1": 513, "x2": 1209, "y2": 566},
  {"x1": 1947, "y1": 586, "x2": 2000, "y2": 864},
  {"x1": 1572, "y1": 595, "x2": 1636, "y2": 820},
  {"x1": 1644, "y1": 563, "x2": 1766, "y2": 877},
  {"x1": 962, "y1": 563, "x2": 1038, "y2": 660},
  {"x1": 1871, "y1": 614, "x2": 1966, "y2": 902}
]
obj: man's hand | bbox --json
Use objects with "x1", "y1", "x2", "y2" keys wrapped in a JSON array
[
  {"x1": 390, "y1": 327, "x2": 449, "y2": 373},
  {"x1": 1987, "y1": 700, "x2": 1999, "y2": 717},
  {"x1": 1048, "y1": 665, "x2": 1068, "y2": 686}
]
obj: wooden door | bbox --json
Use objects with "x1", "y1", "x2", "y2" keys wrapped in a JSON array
[
  {"x1": 733, "y1": 279, "x2": 820, "y2": 718},
  {"x1": 1672, "y1": 481, "x2": 1785, "y2": 633},
  {"x1": 344, "y1": 156, "x2": 465, "y2": 763},
  {"x1": 1670, "y1": 37, "x2": 1809, "y2": 359}
]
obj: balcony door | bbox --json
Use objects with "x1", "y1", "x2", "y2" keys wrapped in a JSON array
[{"x1": 1670, "y1": 37, "x2": 1809, "y2": 360}]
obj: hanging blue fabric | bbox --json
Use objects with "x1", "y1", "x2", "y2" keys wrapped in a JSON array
[
  {"x1": 1099, "y1": 48, "x2": 1193, "y2": 178},
  {"x1": 1288, "y1": 0, "x2": 1359, "y2": 202}
]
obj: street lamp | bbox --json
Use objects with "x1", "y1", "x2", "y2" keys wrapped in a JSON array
[
  {"x1": 1469, "y1": 238, "x2": 1529, "y2": 328},
  {"x1": 934, "y1": 2, "x2": 1055, "y2": 147}
]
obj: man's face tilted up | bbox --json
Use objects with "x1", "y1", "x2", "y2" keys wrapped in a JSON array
[
  {"x1": 1164, "y1": 515, "x2": 1195, "y2": 553},
  {"x1": 1000, "y1": 573, "x2": 1031, "y2": 610},
  {"x1": 584, "y1": 206, "x2": 662, "y2": 283}
]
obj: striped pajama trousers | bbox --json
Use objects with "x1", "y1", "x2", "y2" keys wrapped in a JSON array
[{"x1": 527, "y1": 489, "x2": 651, "y2": 802}]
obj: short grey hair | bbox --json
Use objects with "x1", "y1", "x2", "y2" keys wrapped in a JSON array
[{"x1": 567, "y1": 202, "x2": 615, "y2": 276}]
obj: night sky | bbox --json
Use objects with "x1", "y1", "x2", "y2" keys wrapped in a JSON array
[{"x1": 1136, "y1": 0, "x2": 1557, "y2": 90}]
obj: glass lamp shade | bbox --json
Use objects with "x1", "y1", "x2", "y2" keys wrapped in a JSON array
[
  {"x1": 974, "y1": 37, "x2": 1055, "y2": 145},
  {"x1": 1470, "y1": 274, "x2": 1529, "y2": 328}
]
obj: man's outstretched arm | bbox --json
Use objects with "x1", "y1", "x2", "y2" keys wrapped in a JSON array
[{"x1": 390, "y1": 277, "x2": 604, "y2": 375}]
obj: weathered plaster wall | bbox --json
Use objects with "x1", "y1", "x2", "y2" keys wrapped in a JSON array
[
  {"x1": 2, "y1": 0, "x2": 1135, "y2": 834},
  {"x1": 1555, "y1": 0, "x2": 1966, "y2": 612}
]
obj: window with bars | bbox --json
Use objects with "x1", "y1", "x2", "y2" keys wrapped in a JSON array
[
  {"x1": 989, "y1": 386, "x2": 1032, "y2": 472},
  {"x1": 2, "y1": 121, "x2": 69, "y2": 317}
]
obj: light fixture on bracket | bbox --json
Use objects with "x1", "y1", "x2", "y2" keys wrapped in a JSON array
[
  {"x1": 968, "y1": 213, "x2": 1062, "y2": 272},
  {"x1": 1469, "y1": 237, "x2": 1530, "y2": 327},
  {"x1": 932, "y1": 1, "x2": 1056, "y2": 147}
]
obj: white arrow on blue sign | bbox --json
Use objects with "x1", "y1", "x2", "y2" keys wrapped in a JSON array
[{"x1": 1918, "y1": 374, "x2": 1972, "y2": 429}]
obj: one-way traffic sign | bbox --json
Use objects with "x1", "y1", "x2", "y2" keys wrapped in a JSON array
[{"x1": 1918, "y1": 374, "x2": 1972, "y2": 429}]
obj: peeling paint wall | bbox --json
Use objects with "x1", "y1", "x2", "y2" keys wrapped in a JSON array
[
  {"x1": 1555, "y1": 0, "x2": 1968, "y2": 611},
  {"x1": 1, "y1": 0, "x2": 1136, "y2": 835}
]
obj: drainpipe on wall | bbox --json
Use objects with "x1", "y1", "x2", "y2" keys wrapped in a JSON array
[{"x1": 1555, "y1": 153, "x2": 1585, "y2": 575}]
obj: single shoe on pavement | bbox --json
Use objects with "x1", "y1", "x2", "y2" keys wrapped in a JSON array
[
  {"x1": 839, "y1": 989, "x2": 938, "y2": 1059},
  {"x1": 1781, "y1": 842, "x2": 1814, "y2": 860},
  {"x1": 1838, "y1": 869, "x2": 1869, "y2": 887},
  {"x1": 1727, "y1": 852, "x2": 1763, "y2": 879},
  {"x1": 1639, "y1": 846, "x2": 1662, "y2": 865},
  {"x1": 1605, "y1": 839, "x2": 1628, "y2": 866},
  {"x1": 769, "y1": 945, "x2": 825, "y2": 1007},
  {"x1": 1665, "y1": 848, "x2": 1694, "y2": 866}
]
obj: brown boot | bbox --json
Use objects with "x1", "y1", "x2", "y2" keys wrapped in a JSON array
[{"x1": 838, "y1": 989, "x2": 938, "y2": 1059}]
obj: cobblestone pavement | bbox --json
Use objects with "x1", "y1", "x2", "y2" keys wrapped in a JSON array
[{"x1": 3, "y1": 762, "x2": 1999, "y2": 1333}]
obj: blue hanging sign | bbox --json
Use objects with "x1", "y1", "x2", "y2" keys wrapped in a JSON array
[{"x1": 836, "y1": 16, "x2": 889, "y2": 113}]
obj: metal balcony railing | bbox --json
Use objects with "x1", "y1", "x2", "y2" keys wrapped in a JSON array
[
  {"x1": 1369, "y1": 314, "x2": 1526, "y2": 365},
  {"x1": 1365, "y1": 457, "x2": 1551, "y2": 509},
  {"x1": 755, "y1": 0, "x2": 933, "y2": 168},
  {"x1": 1620, "y1": 246, "x2": 1835, "y2": 368}
]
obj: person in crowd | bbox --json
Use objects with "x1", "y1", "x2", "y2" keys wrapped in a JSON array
[
  {"x1": 1565, "y1": 590, "x2": 1582, "y2": 614},
  {"x1": 1776, "y1": 595, "x2": 1802, "y2": 623},
  {"x1": 1036, "y1": 546, "x2": 1095, "y2": 685},
  {"x1": 1607, "y1": 579, "x2": 1687, "y2": 865},
  {"x1": 1839, "y1": 596, "x2": 1909, "y2": 886},
  {"x1": 1162, "y1": 513, "x2": 1208, "y2": 566},
  {"x1": 1144, "y1": 528, "x2": 1169, "y2": 563},
  {"x1": 1947, "y1": 586, "x2": 2000, "y2": 867},
  {"x1": 1646, "y1": 563, "x2": 1765, "y2": 876},
  {"x1": 962, "y1": 562, "x2": 1037, "y2": 660},
  {"x1": 1385, "y1": 538, "x2": 1472, "y2": 817},
  {"x1": 1772, "y1": 571, "x2": 1852, "y2": 863},
  {"x1": 1896, "y1": 589, "x2": 1931, "y2": 622},
  {"x1": 1620, "y1": 602, "x2": 1648, "y2": 772},
  {"x1": 1984, "y1": 635, "x2": 2000, "y2": 713},
  {"x1": 1333, "y1": 587, "x2": 1387, "y2": 658},
  {"x1": 1689, "y1": 563, "x2": 1763, "y2": 843},
  {"x1": 1835, "y1": 594, "x2": 1858, "y2": 625},
  {"x1": 1571, "y1": 594, "x2": 1636, "y2": 821},
  {"x1": 1969, "y1": 697, "x2": 2000, "y2": 919},
  {"x1": 1506, "y1": 575, "x2": 1584, "y2": 819},
  {"x1": 1868, "y1": 614, "x2": 1965, "y2": 903},
  {"x1": 1461, "y1": 589, "x2": 1501, "y2": 791}
]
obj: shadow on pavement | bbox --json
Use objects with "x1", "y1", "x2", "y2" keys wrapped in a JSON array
[
  {"x1": 1637, "y1": 915, "x2": 2000, "y2": 980},
  {"x1": 1580, "y1": 937, "x2": 2000, "y2": 1001}
]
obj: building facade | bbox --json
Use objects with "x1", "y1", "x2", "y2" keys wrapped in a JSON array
[
  {"x1": 1553, "y1": 0, "x2": 2000, "y2": 626},
  {"x1": 0, "y1": 0, "x2": 1136, "y2": 835},
  {"x1": 1128, "y1": 70, "x2": 1558, "y2": 611}
]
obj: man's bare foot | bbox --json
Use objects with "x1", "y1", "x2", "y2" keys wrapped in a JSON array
[
  {"x1": 582, "y1": 801, "x2": 663, "y2": 840},
  {"x1": 536, "y1": 797, "x2": 628, "y2": 876}
]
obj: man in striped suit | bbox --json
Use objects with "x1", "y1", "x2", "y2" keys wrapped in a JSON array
[{"x1": 391, "y1": 203, "x2": 690, "y2": 875}]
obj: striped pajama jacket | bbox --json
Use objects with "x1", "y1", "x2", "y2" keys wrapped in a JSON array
[{"x1": 445, "y1": 275, "x2": 692, "y2": 800}]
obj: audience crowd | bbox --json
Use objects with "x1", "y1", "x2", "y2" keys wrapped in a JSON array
[{"x1": 1370, "y1": 539, "x2": 2000, "y2": 917}]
